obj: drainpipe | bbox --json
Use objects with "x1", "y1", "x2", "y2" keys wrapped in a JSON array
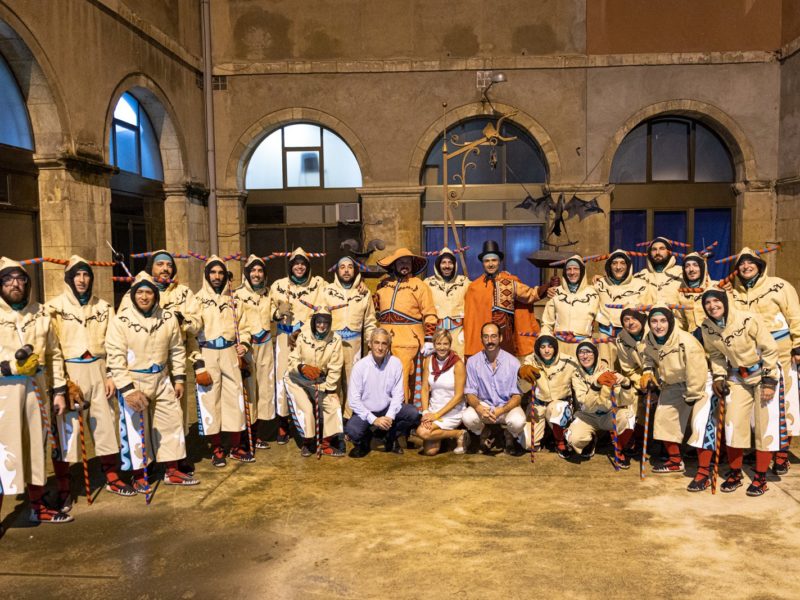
[{"x1": 201, "y1": 0, "x2": 218, "y2": 255}]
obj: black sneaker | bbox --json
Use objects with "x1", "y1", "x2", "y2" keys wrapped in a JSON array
[
  {"x1": 228, "y1": 447, "x2": 256, "y2": 463},
  {"x1": 581, "y1": 435, "x2": 597, "y2": 459},
  {"x1": 687, "y1": 475, "x2": 710, "y2": 492},
  {"x1": 480, "y1": 426, "x2": 500, "y2": 454},
  {"x1": 720, "y1": 469, "x2": 743, "y2": 493},
  {"x1": 255, "y1": 438, "x2": 271, "y2": 450},
  {"x1": 277, "y1": 426, "x2": 290, "y2": 445},
  {"x1": 211, "y1": 449, "x2": 227, "y2": 468},
  {"x1": 556, "y1": 445, "x2": 572, "y2": 460},
  {"x1": 746, "y1": 473, "x2": 768, "y2": 497},
  {"x1": 300, "y1": 443, "x2": 314, "y2": 458},
  {"x1": 617, "y1": 454, "x2": 631, "y2": 470},
  {"x1": 503, "y1": 431, "x2": 526, "y2": 457}
]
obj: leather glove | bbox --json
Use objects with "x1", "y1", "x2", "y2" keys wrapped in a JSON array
[
  {"x1": 712, "y1": 378, "x2": 730, "y2": 398},
  {"x1": 276, "y1": 301, "x2": 293, "y2": 320},
  {"x1": 125, "y1": 390, "x2": 149, "y2": 412},
  {"x1": 174, "y1": 310, "x2": 185, "y2": 325},
  {"x1": 536, "y1": 276, "x2": 561, "y2": 298},
  {"x1": 420, "y1": 342, "x2": 435, "y2": 357},
  {"x1": 300, "y1": 364, "x2": 322, "y2": 380},
  {"x1": 518, "y1": 364, "x2": 541, "y2": 383},
  {"x1": 597, "y1": 371, "x2": 618, "y2": 387},
  {"x1": 195, "y1": 369, "x2": 213, "y2": 387},
  {"x1": 761, "y1": 377, "x2": 777, "y2": 402},
  {"x1": 639, "y1": 372, "x2": 658, "y2": 392},
  {"x1": 67, "y1": 380, "x2": 87, "y2": 410},
  {"x1": 288, "y1": 330, "x2": 301, "y2": 350}
]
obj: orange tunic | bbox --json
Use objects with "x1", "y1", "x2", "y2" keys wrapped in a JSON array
[{"x1": 463, "y1": 272, "x2": 540, "y2": 358}]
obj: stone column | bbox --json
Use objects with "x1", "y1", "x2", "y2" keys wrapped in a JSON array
[
  {"x1": 216, "y1": 188, "x2": 247, "y2": 281},
  {"x1": 775, "y1": 177, "x2": 800, "y2": 287},
  {"x1": 35, "y1": 155, "x2": 115, "y2": 303},
  {"x1": 164, "y1": 183, "x2": 210, "y2": 291},
  {"x1": 734, "y1": 180, "x2": 778, "y2": 272},
  {"x1": 358, "y1": 186, "x2": 424, "y2": 265}
]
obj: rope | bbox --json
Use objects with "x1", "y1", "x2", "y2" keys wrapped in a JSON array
[
  {"x1": 641, "y1": 390, "x2": 653, "y2": 480},
  {"x1": 77, "y1": 403, "x2": 92, "y2": 505},
  {"x1": 712, "y1": 392, "x2": 726, "y2": 495},
  {"x1": 610, "y1": 388, "x2": 622, "y2": 471},
  {"x1": 139, "y1": 410, "x2": 151, "y2": 505}
]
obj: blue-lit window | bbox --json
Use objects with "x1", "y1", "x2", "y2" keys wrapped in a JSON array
[
  {"x1": 245, "y1": 123, "x2": 362, "y2": 189},
  {"x1": 424, "y1": 225, "x2": 542, "y2": 285},
  {"x1": 611, "y1": 118, "x2": 734, "y2": 183},
  {"x1": 695, "y1": 208, "x2": 732, "y2": 280},
  {"x1": 108, "y1": 92, "x2": 163, "y2": 181},
  {"x1": 609, "y1": 211, "x2": 647, "y2": 272},
  {"x1": 0, "y1": 54, "x2": 34, "y2": 150},
  {"x1": 422, "y1": 118, "x2": 547, "y2": 185}
]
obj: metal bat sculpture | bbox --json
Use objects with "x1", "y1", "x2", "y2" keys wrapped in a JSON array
[{"x1": 516, "y1": 192, "x2": 605, "y2": 239}]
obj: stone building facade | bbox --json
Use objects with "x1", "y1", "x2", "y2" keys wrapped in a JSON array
[{"x1": 1, "y1": 0, "x2": 799, "y2": 301}]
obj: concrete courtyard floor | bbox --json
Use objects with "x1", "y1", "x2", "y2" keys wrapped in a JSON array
[{"x1": 2, "y1": 436, "x2": 800, "y2": 599}]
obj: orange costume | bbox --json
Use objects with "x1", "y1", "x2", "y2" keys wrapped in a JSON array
[{"x1": 374, "y1": 248, "x2": 438, "y2": 400}]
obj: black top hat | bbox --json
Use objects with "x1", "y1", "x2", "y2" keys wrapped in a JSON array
[{"x1": 478, "y1": 240, "x2": 504, "y2": 261}]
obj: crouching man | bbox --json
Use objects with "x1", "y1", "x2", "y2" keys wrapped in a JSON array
[
  {"x1": 462, "y1": 322, "x2": 527, "y2": 455},
  {"x1": 345, "y1": 328, "x2": 420, "y2": 457},
  {"x1": 106, "y1": 273, "x2": 197, "y2": 490}
]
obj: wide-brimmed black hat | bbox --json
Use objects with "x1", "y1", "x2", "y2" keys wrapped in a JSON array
[{"x1": 478, "y1": 240, "x2": 504, "y2": 261}]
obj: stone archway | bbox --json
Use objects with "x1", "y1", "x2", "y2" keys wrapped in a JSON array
[
  {"x1": 598, "y1": 99, "x2": 758, "y2": 185},
  {"x1": 224, "y1": 107, "x2": 372, "y2": 191},
  {"x1": 408, "y1": 101, "x2": 562, "y2": 186}
]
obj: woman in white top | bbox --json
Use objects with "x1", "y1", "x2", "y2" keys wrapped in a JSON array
[{"x1": 417, "y1": 330, "x2": 468, "y2": 455}]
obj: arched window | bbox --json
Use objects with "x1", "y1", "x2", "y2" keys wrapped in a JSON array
[
  {"x1": 420, "y1": 117, "x2": 547, "y2": 284},
  {"x1": 108, "y1": 92, "x2": 163, "y2": 181},
  {"x1": 245, "y1": 123, "x2": 362, "y2": 189},
  {"x1": 609, "y1": 117, "x2": 735, "y2": 279},
  {"x1": 422, "y1": 118, "x2": 547, "y2": 185},
  {"x1": 0, "y1": 54, "x2": 33, "y2": 150}
]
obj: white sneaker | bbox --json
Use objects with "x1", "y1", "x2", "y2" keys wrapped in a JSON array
[{"x1": 454, "y1": 430, "x2": 469, "y2": 455}]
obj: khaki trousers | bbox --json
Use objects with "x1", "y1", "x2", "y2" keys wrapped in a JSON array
[
  {"x1": 0, "y1": 374, "x2": 48, "y2": 492},
  {"x1": 285, "y1": 377, "x2": 343, "y2": 439},
  {"x1": 653, "y1": 383, "x2": 693, "y2": 444},
  {"x1": 195, "y1": 346, "x2": 245, "y2": 435},
  {"x1": 566, "y1": 407, "x2": 634, "y2": 452},
  {"x1": 245, "y1": 339, "x2": 275, "y2": 422}
]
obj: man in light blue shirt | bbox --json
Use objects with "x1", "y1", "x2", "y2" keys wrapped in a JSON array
[
  {"x1": 462, "y1": 322, "x2": 527, "y2": 455},
  {"x1": 345, "y1": 328, "x2": 421, "y2": 457}
]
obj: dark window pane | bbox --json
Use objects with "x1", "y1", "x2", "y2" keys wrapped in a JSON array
[
  {"x1": 505, "y1": 225, "x2": 541, "y2": 286},
  {"x1": 424, "y1": 225, "x2": 466, "y2": 278},
  {"x1": 651, "y1": 121, "x2": 689, "y2": 181},
  {"x1": 609, "y1": 210, "x2": 647, "y2": 272},
  {"x1": 286, "y1": 151, "x2": 320, "y2": 187},
  {"x1": 694, "y1": 208, "x2": 732, "y2": 281},
  {"x1": 654, "y1": 210, "x2": 688, "y2": 246},
  {"x1": 610, "y1": 123, "x2": 646, "y2": 183},
  {"x1": 247, "y1": 205, "x2": 285, "y2": 224},
  {"x1": 463, "y1": 226, "x2": 503, "y2": 279},
  {"x1": 324, "y1": 223, "x2": 362, "y2": 274},
  {"x1": 114, "y1": 123, "x2": 139, "y2": 174},
  {"x1": 0, "y1": 55, "x2": 34, "y2": 150},
  {"x1": 423, "y1": 119, "x2": 547, "y2": 185},
  {"x1": 139, "y1": 111, "x2": 163, "y2": 181},
  {"x1": 247, "y1": 228, "x2": 286, "y2": 284},
  {"x1": 694, "y1": 123, "x2": 734, "y2": 182}
]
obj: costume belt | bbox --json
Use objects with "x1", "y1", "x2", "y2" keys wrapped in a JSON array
[
  {"x1": 199, "y1": 337, "x2": 235, "y2": 350},
  {"x1": 65, "y1": 355, "x2": 102, "y2": 364},
  {"x1": 336, "y1": 327, "x2": 361, "y2": 341},
  {"x1": 555, "y1": 331, "x2": 589, "y2": 344},
  {"x1": 440, "y1": 317, "x2": 464, "y2": 330},
  {"x1": 252, "y1": 329, "x2": 272, "y2": 345},
  {"x1": 131, "y1": 364, "x2": 164, "y2": 374},
  {"x1": 772, "y1": 328, "x2": 790, "y2": 341},
  {"x1": 378, "y1": 310, "x2": 422, "y2": 325},
  {"x1": 732, "y1": 362, "x2": 762, "y2": 379},
  {"x1": 598, "y1": 324, "x2": 622, "y2": 338},
  {"x1": 277, "y1": 321, "x2": 302, "y2": 335}
]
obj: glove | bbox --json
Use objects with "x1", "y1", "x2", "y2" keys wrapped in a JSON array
[
  {"x1": 66, "y1": 380, "x2": 87, "y2": 411},
  {"x1": 195, "y1": 369, "x2": 213, "y2": 387},
  {"x1": 174, "y1": 310, "x2": 185, "y2": 325},
  {"x1": 276, "y1": 301, "x2": 293, "y2": 320},
  {"x1": 300, "y1": 364, "x2": 322, "y2": 380},
  {"x1": 420, "y1": 342, "x2": 435, "y2": 357},
  {"x1": 712, "y1": 378, "x2": 730, "y2": 398},
  {"x1": 639, "y1": 372, "x2": 658, "y2": 392},
  {"x1": 125, "y1": 390, "x2": 149, "y2": 412},
  {"x1": 597, "y1": 371, "x2": 618, "y2": 387},
  {"x1": 518, "y1": 364, "x2": 541, "y2": 383},
  {"x1": 238, "y1": 356, "x2": 251, "y2": 379},
  {"x1": 288, "y1": 330, "x2": 301, "y2": 350},
  {"x1": 15, "y1": 353, "x2": 39, "y2": 377},
  {"x1": 536, "y1": 276, "x2": 561, "y2": 298},
  {"x1": 761, "y1": 377, "x2": 778, "y2": 402}
]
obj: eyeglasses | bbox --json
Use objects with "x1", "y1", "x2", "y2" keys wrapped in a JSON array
[{"x1": 1, "y1": 274, "x2": 27, "y2": 285}]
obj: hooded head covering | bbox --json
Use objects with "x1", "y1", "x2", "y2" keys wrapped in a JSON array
[
  {"x1": 334, "y1": 256, "x2": 360, "y2": 289},
  {"x1": 575, "y1": 340, "x2": 599, "y2": 373},
  {"x1": 242, "y1": 254, "x2": 267, "y2": 293},
  {"x1": 734, "y1": 247, "x2": 767, "y2": 288},
  {"x1": 310, "y1": 306, "x2": 333, "y2": 341},
  {"x1": 681, "y1": 252, "x2": 707, "y2": 287},
  {"x1": 701, "y1": 289, "x2": 729, "y2": 325},
  {"x1": 146, "y1": 250, "x2": 177, "y2": 291},
  {"x1": 620, "y1": 307, "x2": 647, "y2": 333},
  {"x1": 287, "y1": 247, "x2": 312, "y2": 285},
  {"x1": 377, "y1": 247, "x2": 427, "y2": 277},
  {"x1": 604, "y1": 249, "x2": 632, "y2": 285},
  {"x1": 648, "y1": 304, "x2": 676, "y2": 344},
  {"x1": 64, "y1": 255, "x2": 94, "y2": 305},
  {"x1": 434, "y1": 247, "x2": 458, "y2": 283},
  {"x1": 203, "y1": 255, "x2": 229, "y2": 294},
  {"x1": 0, "y1": 257, "x2": 31, "y2": 311},
  {"x1": 562, "y1": 255, "x2": 586, "y2": 293},
  {"x1": 534, "y1": 334, "x2": 559, "y2": 365},
  {"x1": 647, "y1": 237, "x2": 674, "y2": 272},
  {"x1": 129, "y1": 271, "x2": 160, "y2": 317}
]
